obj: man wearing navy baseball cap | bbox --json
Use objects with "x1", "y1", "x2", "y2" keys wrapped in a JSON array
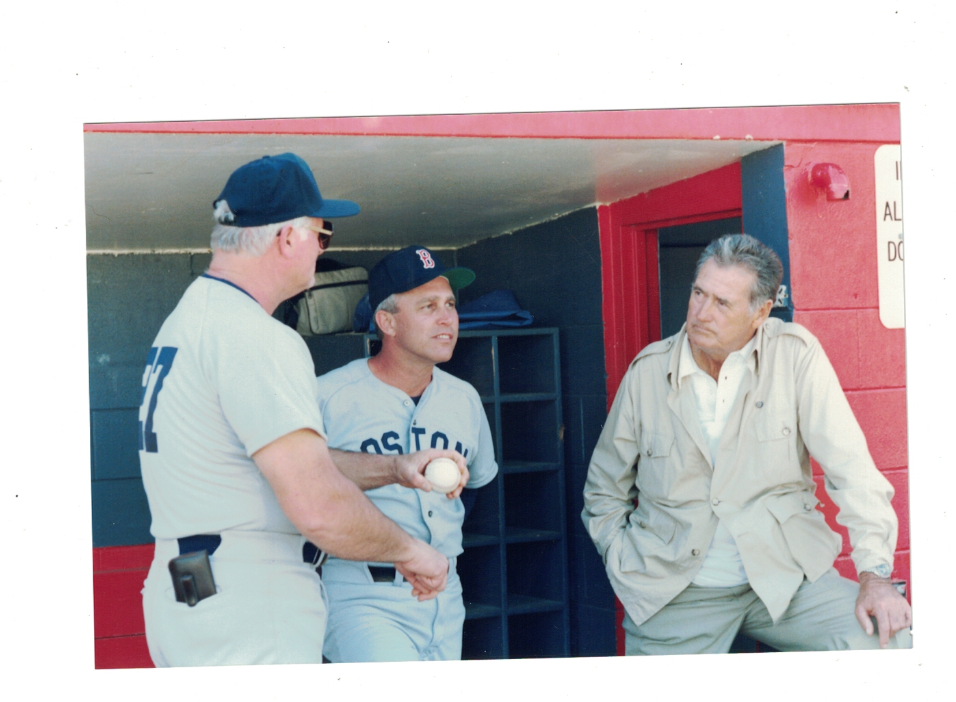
[
  {"x1": 139, "y1": 155, "x2": 466, "y2": 667},
  {"x1": 315, "y1": 246, "x2": 498, "y2": 662},
  {"x1": 368, "y1": 244, "x2": 476, "y2": 313}
]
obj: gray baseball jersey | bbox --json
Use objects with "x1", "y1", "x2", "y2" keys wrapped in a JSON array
[
  {"x1": 316, "y1": 358, "x2": 497, "y2": 557},
  {"x1": 316, "y1": 358, "x2": 497, "y2": 661},
  {"x1": 139, "y1": 274, "x2": 327, "y2": 538}
]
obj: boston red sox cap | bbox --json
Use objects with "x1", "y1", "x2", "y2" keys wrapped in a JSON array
[
  {"x1": 369, "y1": 245, "x2": 476, "y2": 312},
  {"x1": 213, "y1": 152, "x2": 360, "y2": 227}
]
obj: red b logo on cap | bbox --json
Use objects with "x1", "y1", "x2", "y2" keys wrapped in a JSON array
[{"x1": 416, "y1": 249, "x2": 435, "y2": 269}]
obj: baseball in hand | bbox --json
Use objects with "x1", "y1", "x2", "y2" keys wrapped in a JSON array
[{"x1": 424, "y1": 458, "x2": 461, "y2": 493}]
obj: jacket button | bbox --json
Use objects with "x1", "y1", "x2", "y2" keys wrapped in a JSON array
[
  {"x1": 691, "y1": 549, "x2": 700, "y2": 556},
  {"x1": 782, "y1": 427, "x2": 791, "y2": 436},
  {"x1": 638, "y1": 521, "x2": 646, "y2": 528},
  {"x1": 804, "y1": 504, "x2": 813, "y2": 511},
  {"x1": 427, "y1": 510, "x2": 434, "y2": 518},
  {"x1": 646, "y1": 449, "x2": 652, "y2": 457},
  {"x1": 755, "y1": 401, "x2": 764, "y2": 408},
  {"x1": 712, "y1": 498, "x2": 720, "y2": 506}
]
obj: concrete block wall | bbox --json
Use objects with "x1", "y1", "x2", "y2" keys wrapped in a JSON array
[
  {"x1": 783, "y1": 141, "x2": 910, "y2": 594},
  {"x1": 88, "y1": 252, "x2": 211, "y2": 547}
]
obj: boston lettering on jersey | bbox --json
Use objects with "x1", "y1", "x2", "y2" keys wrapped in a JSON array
[
  {"x1": 360, "y1": 426, "x2": 470, "y2": 457},
  {"x1": 139, "y1": 346, "x2": 178, "y2": 453}
]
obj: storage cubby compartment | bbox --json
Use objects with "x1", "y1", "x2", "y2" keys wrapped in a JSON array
[
  {"x1": 438, "y1": 333, "x2": 495, "y2": 397},
  {"x1": 500, "y1": 401, "x2": 560, "y2": 466},
  {"x1": 503, "y1": 472, "x2": 563, "y2": 539},
  {"x1": 462, "y1": 480, "x2": 501, "y2": 546},
  {"x1": 507, "y1": 611, "x2": 568, "y2": 659},
  {"x1": 462, "y1": 615, "x2": 505, "y2": 660},
  {"x1": 498, "y1": 332, "x2": 557, "y2": 396},
  {"x1": 505, "y1": 540, "x2": 565, "y2": 612},
  {"x1": 458, "y1": 544, "x2": 503, "y2": 618}
]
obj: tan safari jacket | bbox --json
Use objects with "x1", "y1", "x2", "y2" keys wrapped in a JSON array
[{"x1": 582, "y1": 318, "x2": 897, "y2": 627}]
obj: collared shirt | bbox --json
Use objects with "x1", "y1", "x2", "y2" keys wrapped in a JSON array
[{"x1": 678, "y1": 333, "x2": 757, "y2": 587}]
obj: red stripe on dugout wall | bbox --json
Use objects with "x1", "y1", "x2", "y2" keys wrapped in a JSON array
[
  {"x1": 93, "y1": 544, "x2": 155, "y2": 669},
  {"x1": 95, "y1": 634, "x2": 154, "y2": 670},
  {"x1": 83, "y1": 105, "x2": 900, "y2": 143}
]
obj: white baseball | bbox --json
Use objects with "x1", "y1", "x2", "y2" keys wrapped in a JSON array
[{"x1": 424, "y1": 457, "x2": 461, "y2": 493}]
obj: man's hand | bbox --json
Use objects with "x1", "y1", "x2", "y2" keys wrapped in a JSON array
[
  {"x1": 394, "y1": 540, "x2": 449, "y2": 602},
  {"x1": 855, "y1": 571, "x2": 912, "y2": 648},
  {"x1": 393, "y1": 449, "x2": 469, "y2": 499}
]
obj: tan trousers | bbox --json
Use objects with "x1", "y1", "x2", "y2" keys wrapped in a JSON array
[{"x1": 622, "y1": 568, "x2": 913, "y2": 655}]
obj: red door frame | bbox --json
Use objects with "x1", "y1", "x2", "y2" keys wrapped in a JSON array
[
  {"x1": 597, "y1": 161, "x2": 744, "y2": 654},
  {"x1": 599, "y1": 162, "x2": 743, "y2": 400}
]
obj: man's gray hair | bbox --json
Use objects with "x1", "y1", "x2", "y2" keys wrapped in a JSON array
[
  {"x1": 695, "y1": 234, "x2": 783, "y2": 310},
  {"x1": 210, "y1": 200, "x2": 309, "y2": 256}
]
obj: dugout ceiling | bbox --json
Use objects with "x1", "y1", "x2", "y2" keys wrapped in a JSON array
[{"x1": 83, "y1": 130, "x2": 778, "y2": 252}]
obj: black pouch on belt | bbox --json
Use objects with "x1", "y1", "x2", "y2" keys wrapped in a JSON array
[{"x1": 168, "y1": 551, "x2": 217, "y2": 607}]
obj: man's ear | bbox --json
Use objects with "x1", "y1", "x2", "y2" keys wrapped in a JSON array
[
  {"x1": 374, "y1": 309, "x2": 397, "y2": 338},
  {"x1": 753, "y1": 298, "x2": 773, "y2": 329},
  {"x1": 276, "y1": 225, "x2": 298, "y2": 259}
]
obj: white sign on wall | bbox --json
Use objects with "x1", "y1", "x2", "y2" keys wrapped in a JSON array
[{"x1": 875, "y1": 144, "x2": 904, "y2": 329}]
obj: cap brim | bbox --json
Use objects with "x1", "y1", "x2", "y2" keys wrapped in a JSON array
[
  {"x1": 315, "y1": 199, "x2": 361, "y2": 218},
  {"x1": 441, "y1": 267, "x2": 476, "y2": 292}
]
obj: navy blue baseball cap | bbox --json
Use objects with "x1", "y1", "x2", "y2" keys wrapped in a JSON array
[
  {"x1": 213, "y1": 152, "x2": 360, "y2": 227},
  {"x1": 369, "y1": 245, "x2": 476, "y2": 312}
]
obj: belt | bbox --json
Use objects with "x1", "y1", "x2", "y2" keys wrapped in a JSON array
[
  {"x1": 178, "y1": 534, "x2": 327, "y2": 575},
  {"x1": 177, "y1": 534, "x2": 222, "y2": 556},
  {"x1": 368, "y1": 565, "x2": 397, "y2": 583},
  {"x1": 302, "y1": 541, "x2": 329, "y2": 572}
]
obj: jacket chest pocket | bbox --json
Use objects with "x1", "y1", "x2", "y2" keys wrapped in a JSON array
[
  {"x1": 754, "y1": 411, "x2": 795, "y2": 442},
  {"x1": 635, "y1": 430, "x2": 676, "y2": 499},
  {"x1": 753, "y1": 398, "x2": 797, "y2": 471},
  {"x1": 752, "y1": 376, "x2": 797, "y2": 442}
]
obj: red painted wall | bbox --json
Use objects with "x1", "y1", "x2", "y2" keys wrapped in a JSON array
[
  {"x1": 93, "y1": 544, "x2": 154, "y2": 668},
  {"x1": 784, "y1": 141, "x2": 910, "y2": 598}
]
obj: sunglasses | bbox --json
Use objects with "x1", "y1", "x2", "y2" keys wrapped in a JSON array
[{"x1": 305, "y1": 220, "x2": 334, "y2": 250}]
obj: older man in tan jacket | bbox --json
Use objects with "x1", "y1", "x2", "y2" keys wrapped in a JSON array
[{"x1": 582, "y1": 234, "x2": 911, "y2": 654}]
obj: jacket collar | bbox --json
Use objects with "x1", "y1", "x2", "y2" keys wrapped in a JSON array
[{"x1": 666, "y1": 322, "x2": 767, "y2": 391}]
